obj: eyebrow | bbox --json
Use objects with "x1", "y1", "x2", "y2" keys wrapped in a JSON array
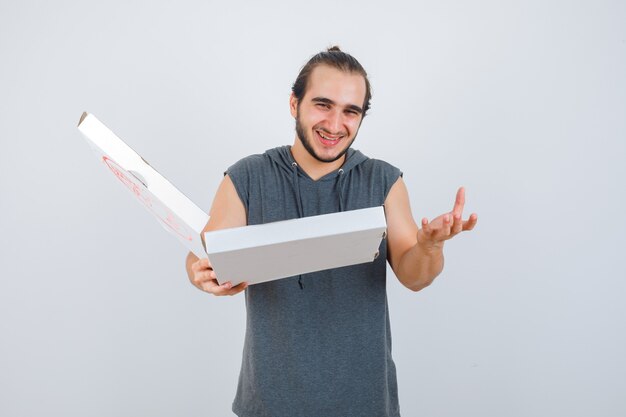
[{"x1": 311, "y1": 97, "x2": 363, "y2": 114}]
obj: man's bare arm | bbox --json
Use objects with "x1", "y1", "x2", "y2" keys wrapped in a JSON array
[
  {"x1": 186, "y1": 174, "x2": 248, "y2": 296},
  {"x1": 385, "y1": 179, "x2": 477, "y2": 292}
]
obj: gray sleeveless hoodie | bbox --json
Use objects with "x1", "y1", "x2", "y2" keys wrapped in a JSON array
[{"x1": 227, "y1": 146, "x2": 402, "y2": 417}]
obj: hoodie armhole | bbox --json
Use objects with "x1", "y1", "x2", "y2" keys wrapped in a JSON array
[
  {"x1": 382, "y1": 168, "x2": 403, "y2": 202},
  {"x1": 224, "y1": 168, "x2": 250, "y2": 215}
]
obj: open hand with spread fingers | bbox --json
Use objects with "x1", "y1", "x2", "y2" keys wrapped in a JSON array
[{"x1": 417, "y1": 187, "x2": 478, "y2": 252}]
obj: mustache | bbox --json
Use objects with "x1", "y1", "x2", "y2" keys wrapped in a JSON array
[{"x1": 315, "y1": 126, "x2": 347, "y2": 137}]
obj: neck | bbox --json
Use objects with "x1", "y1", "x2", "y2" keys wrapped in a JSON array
[{"x1": 290, "y1": 138, "x2": 346, "y2": 180}]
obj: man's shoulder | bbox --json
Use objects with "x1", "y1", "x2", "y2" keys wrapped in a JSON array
[
  {"x1": 354, "y1": 152, "x2": 402, "y2": 176},
  {"x1": 225, "y1": 146, "x2": 289, "y2": 177},
  {"x1": 364, "y1": 157, "x2": 399, "y2": 168},
  {"x1": 228, "y1": 152, "x2": 266, "y2": 169}
]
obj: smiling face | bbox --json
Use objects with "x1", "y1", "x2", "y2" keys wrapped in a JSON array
[{"x1": 290, "y1": 64, "x2": 367, "y2": 164}]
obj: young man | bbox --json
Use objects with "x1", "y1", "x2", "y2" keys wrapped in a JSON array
[{"x1": 186, "y1": 47, "x2": 477, "y2": 417}]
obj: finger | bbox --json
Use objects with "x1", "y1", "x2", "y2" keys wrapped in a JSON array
[
  {"x1": 198, "y1": 278, "x2": 220, "y2": 292},
  {"x1": 192, "y1": 258, "x2": 212, "y2": 273},
  {"x1": 211, "y1": 281, "x2": 248, "y2": 296},
  {"x1": 462, "y1": 213, "x2": 478, "y2": 231},
  {"x1": 452, "y1": 213, "x2": 463, "y2": 235},
  {"x1": 192, "y1": 267, "x2": 214, "y2": 282},
  {"x1": 204, "y1": 280, "x2": 233, "y2": 295},
  {"x1": 221, "y1": 282, "x2": 249, "y2": 296},
  {"x1": 452, "y1": 187, "x2": 465, "y2": 217},
  {"x1": 421, "y1": 217, "x2": 433, "y2": 239},
  {"x1": 195, "y1": 269, "x2": 217, "y2": 285},
  {"x1": 442, "y1": 213, "x2": 452, "y2": 236},
  {"x1": 198, "y1": 258, "x2": 213, "y2": 270}
]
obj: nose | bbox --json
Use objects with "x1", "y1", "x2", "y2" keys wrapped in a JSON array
[{"x1": 328, "y1": 109, "x2": 343, "y2": 134}]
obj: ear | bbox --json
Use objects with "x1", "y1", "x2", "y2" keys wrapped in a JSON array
[{"x1": 289, "y1": 93, "x2": 298, "y2": 118}]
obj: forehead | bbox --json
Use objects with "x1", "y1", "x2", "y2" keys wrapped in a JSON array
[{"x1": 304, "y1": 64, "x2": 366, "y2": 106}]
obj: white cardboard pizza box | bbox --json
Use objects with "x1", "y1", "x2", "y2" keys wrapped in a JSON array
[
  {"x1": 78, "y1": 112, "x2": 388, "y2": 286},
  {"x1": 204, "y1": 206, "x2": 387, "y2": 286}
]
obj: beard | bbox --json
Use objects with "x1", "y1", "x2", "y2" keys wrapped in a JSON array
[{"x1": 295, "y1": 114, "x2": 357, "y2": 163}]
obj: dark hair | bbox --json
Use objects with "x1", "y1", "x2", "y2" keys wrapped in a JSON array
[{"x1": 292, "y1": 46, "x2": 372, "y2": 117}]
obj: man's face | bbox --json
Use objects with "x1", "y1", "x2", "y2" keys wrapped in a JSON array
[{"x1": 290, "y1": 65, "x2": 366, "y2": 163}]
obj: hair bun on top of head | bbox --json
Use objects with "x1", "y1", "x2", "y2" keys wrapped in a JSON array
[{"x1": 327, "y1": 45, "x2": 342, "y2": 52}]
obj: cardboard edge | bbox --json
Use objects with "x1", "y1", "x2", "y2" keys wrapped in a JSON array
[
  {"x1": 78, "y1": 111, "x2": 88, "y2": 127},
  {"x1": 204, "y1": 225, "x2": 386, "y2": 255},
  {"x1": 203, "y1": 206, "x2": 386, "y2": 252}
]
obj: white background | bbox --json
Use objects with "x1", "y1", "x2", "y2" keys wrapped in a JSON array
[{"x1": 1, "y1": 0, "x2": 625, "y2": 416}]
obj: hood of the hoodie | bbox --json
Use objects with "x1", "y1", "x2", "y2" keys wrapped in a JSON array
[{"x1": 265, "y1": 145, "x2": 368, "y2": 181}]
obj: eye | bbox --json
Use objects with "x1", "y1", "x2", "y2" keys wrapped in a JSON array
[{"x1": 316, "y1": 103, "x2": 330, "y2": 109}]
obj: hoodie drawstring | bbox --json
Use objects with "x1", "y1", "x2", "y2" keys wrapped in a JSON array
[
  {"x1": 336, "y1": 168, "x2": 346, "y2": 212},
  {"x1": 292, "y1": 161, "x2": 305, "y2": 289},
  {"x1": 291, "y1": 162, "x2": 304, "y2": 218}
]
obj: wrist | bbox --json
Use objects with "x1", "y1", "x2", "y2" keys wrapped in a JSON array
[{"x1": 416, "y1": 239, "x2": 444, "y2": 256}]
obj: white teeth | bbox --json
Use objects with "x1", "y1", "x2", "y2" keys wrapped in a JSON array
[{"x1": 318, "y1": 131, "x2": 340, "y2": 141}]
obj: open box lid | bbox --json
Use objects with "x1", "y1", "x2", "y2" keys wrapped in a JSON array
[{"x1": 77, "y1": 112, "x2": 209, "y2": 258}]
